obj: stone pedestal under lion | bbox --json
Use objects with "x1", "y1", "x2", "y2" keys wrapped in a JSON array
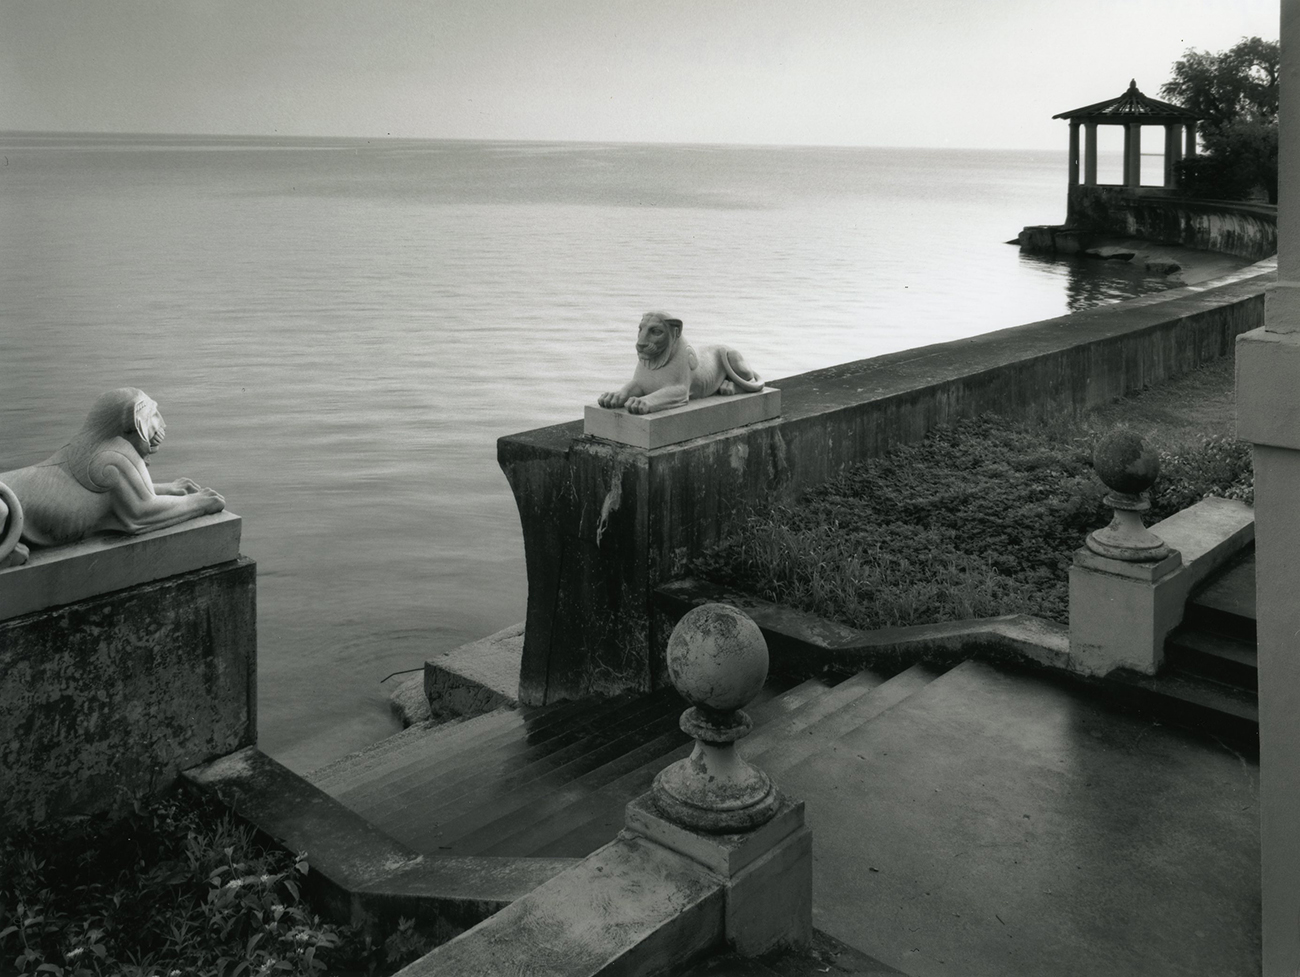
[{"x1": 0, "y1": 388, "x2": 224, "y2": 568}]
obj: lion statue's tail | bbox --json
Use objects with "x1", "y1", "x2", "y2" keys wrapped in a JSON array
[
  {"x1": 722, "y1": 350, "x2": 766, "y2": 393},
  {"x1": 0, "y1": 481, "x2": 24, "y2": 566}
]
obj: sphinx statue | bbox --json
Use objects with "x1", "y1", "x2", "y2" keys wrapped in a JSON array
[
  {"x1": 0, "y1": 388, "x2": 225, "y2": 568},
  {"x1": 597, "y1": 312, "x2": 764, "y2": 415}
]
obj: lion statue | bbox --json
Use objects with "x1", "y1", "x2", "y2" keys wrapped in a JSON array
[
  {"x1": 0, "y1": 388, "x2": 225, "y2": 569},
  {"x1": 597, "y1": 312, "x2": 764, "y2": 415}
]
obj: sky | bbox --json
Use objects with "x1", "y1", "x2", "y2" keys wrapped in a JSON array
[{"x1": 0, "y1": 0, "x2": 1280, "y2": 149}]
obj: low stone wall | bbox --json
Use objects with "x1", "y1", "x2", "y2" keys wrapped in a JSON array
[
  {"x1": 0, "y1": 514, "x2": 256, "y2": 829},
  {"x1": 499, "y1": 268, "x2": 1271, "y2": 706},
  {"x1": 1067, "y1": 186, "x2": 1277, "y2": 260}
]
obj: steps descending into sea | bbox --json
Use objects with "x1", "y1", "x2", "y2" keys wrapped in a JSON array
[
  {"x1": 304, "y1": 663, "x2": 950, "y2": 861},
  {"x1": 298, "y1": 649, "x2": 1258, "y2": 977}
]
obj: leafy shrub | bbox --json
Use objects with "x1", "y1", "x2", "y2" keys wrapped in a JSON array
[
  {"x1": 0, "y1": 791, "x2": 431, "y2": 977},
  {"x1": 693, "y1": 416, "x2": 1252, "y2": 630}
]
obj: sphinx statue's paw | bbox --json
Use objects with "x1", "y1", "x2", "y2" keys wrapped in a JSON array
[
  {"x1": 198, "y1": 487, "x2": 226, "y2": 514},
  {"x1": 717, "y1": 380, "x2": 737, "y2": 396},
  {"x1": 626, "y1": 397, "x2": 652, "y2": 415},
  {"x1": 0, "y1": 542, "x2": 29, "y2": 569},
  {"x1": 598, "y1": 391, "x2": 627, "y2": 409}
]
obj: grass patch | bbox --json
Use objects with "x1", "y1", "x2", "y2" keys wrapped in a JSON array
[
  {"x1": 0, "y1": 790, "x2": 434, "y2": 977},
  {"x1": 693, "y1": 362, "x2": 1252, "y2": 631}
]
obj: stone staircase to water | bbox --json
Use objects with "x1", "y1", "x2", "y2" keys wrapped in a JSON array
[
  {"x1": 304, "y1": 662, "x2": 940, "y2": 862},
  {"x1": 187, "y1": 641, "x2": 1261, "y2": 976}
]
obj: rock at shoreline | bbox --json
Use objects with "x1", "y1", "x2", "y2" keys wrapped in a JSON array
[
  {"x1": 388, "y1": 672, "x2": 432, "y2": 726},
  {"x1": 1085, "y1": 246, "x2": 1137, "y2": 261},
  {"x1": 1145, "y1": 260, "x2": 1182, "y2": 275}
]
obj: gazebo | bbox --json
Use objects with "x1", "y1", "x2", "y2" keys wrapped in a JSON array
[{"x1": 1054, "y1": 79, "x2": 1201, "y2": 189}]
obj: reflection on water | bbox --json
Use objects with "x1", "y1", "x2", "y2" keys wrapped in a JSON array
[
  {"x1": 0, "y1": 135, "x2": 1214, "y2": 772},
  {"x1": 1016, "y1": 251, "x2": 1177, "y2": 313}
]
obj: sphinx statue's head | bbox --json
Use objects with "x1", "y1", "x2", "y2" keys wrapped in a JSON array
[
  {"x1": 81, "y1": 388, "x2": 166, "y2": 458},
  {"x1": 636, "y1": 312, "x2": 683, "y2": 370}
]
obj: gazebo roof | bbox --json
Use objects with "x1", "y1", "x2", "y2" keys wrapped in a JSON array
[{"x1": 1053, "y1": 80, "x2": 1199, "y2": 122}]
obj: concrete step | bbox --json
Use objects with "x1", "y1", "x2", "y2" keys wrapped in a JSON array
[
  {"x1": 737, "y1": 667, "x2": 894, "y2": 762},
  {"x1": 395, "y1": 711, "x2": 688, "y2": 853},
  {"x1": 1185, "y1": 549, "x2": 1256, "y2": 642},
  {"x1": 1106, "y1": 665, "x2": 1259, "y2": 744},
  {"x1": 404, "y1": 678, "x2": 830, "y2": 857},
  {"x1": 470, "y1": 677, "x2": 842, "y2": 860},
  {"x1": 348, "y1": 691, "x2": 687, "y2": 848},
  {"x1": 449, "y1": 725, "x2": 693, "y2": 855},
  {"x1": 340, "y1": 688, "x2": 679, "y2": 814},
  {"x1": 1164, "y1": 625, "x2": 1257, "y2": 691},
  {"x1": 755, "y1": 663, "x2": 949, "y2": 777},
  {"x1": 307, "y1": 700, "x2": 581, "y2": 798},
  {"x1": 333, "y1": 696, "x2": 604, "y2": 803}
]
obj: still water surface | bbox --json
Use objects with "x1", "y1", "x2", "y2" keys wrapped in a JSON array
[{"x1": 0, "y1": 134, "x2": 1185, "y2": 771}]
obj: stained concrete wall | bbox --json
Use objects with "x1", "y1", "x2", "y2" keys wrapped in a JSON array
[
  {"x1": 1068, "y1": 186, "x2": 1278, "y2": 261},
  {"x1": 0, "y1": 558, "x2": 257, "y2": 828},
  {"x1": 500, "y1": 268, "x2": 1271, "y2": 706}
]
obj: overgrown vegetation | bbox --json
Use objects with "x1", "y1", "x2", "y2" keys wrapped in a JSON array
[
  {"x1": 1162, "y1": 36, "x2": 1279, "y2": 203},
  {"x1": 0, "y1": 791, "x2": 435, "y2": 977},
  {"x1": 693, "y1": 414, "x2": 1252, "y2": 632}
]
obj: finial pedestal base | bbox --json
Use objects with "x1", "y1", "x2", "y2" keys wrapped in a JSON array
[
  {"x1": 1086, "y1": 493, "x2": 1171, "y2": 562},
  {"x1": 652, "y1": 706, "x2": 779, "y2": 833}
]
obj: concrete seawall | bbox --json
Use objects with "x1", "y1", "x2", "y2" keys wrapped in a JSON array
[
  {"x1": 1021, "y1": 186, "x2": 1279, "y2": 261},
  {"x1": 499, "y1": 266, "x2": 1272, "y2": 706}
]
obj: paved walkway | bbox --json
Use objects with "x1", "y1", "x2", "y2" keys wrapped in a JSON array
[{"x1": 782, "y1": 661, "x2": 1259, "y2": 977}]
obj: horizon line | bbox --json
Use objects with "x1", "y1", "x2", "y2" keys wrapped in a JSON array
[{"x1": 0, "y1": 128, "x2": 1064, "y2": 155}]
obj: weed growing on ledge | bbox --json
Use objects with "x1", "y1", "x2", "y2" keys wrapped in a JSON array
[
  {"x1": 693, "y1": 417, "x2": 1253, "y2": 631},
  {"x1": 0, "y1": 790, "x2": 433, "y2": 977}
]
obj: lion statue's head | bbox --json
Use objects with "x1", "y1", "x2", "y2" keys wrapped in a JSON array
[
  {"x1": 635, "y1": 312, "x2": 684, "y2": 371},
  {"x1": 64, "y1": 388, "x2": 167, "y2": 492}
]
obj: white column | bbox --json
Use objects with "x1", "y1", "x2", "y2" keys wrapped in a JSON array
[{"x1": 1239, "y1": 2, "x2": 1300, "y2": 973}]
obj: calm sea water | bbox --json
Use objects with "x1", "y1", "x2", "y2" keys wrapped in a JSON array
[{"x1": 0, "y1": 134, "x2": 1188, "y2": 772}]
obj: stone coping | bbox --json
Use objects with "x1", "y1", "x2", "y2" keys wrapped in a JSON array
[
  {"x1": 0, "y1": 510, "x2": 241, "y2": 621},
  {"x1": 584, "y1": 388, "x2": 781, "y2": 449},
  {"x1": 502, "y1": 265, "x2": 1274, "y2": 457}
]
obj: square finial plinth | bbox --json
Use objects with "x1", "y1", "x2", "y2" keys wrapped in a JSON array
[
  {"x1": 624, "y1": 790, "x2": 804, "y2": 877},
  {"x1": 584, "y1": 388, "x2": 781, "y2": 450}
]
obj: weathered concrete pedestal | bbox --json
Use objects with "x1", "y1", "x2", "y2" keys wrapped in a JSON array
[
  {"x1": 1068, "y1": 496, "x2": 1255, "y2": 677},
  {"x1": 1069, "y1": 548, "x2": 1183, "y2": 676},
  {"x1": 0, "y1": 512, "x2": 256, "y2": 829},
  {"x1": 626, "y1": 792, "x2": 812, "y2": 957}
]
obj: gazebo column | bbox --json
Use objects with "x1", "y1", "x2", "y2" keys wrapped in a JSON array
[
  {"x1": 1164, "y1": 123, "x2": 1184, "y2": 188},
  {"x1": 1185, "y1": 121, "x2": 1198, "y2": 158},
  {"x1": 1123, "y1": 122, "x2": 1142, "y2": 187},
  {"x1": 1084, "y1": 122, "x2": 1097, "y2": 186},
  {"x1": 1068, "y1": 121, "x2": 1080, "y2": 186}
]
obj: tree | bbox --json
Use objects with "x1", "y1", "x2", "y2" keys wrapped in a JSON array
[{"x1": 1161, "y1": 37, "x2": 1279, "y2": 203}]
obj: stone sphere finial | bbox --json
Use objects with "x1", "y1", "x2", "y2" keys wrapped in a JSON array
[
  {"x1": 665, "y1": 602, "x2": 769, "y2": 713},
  {"x1": 1093, "y1": 429, "x2": 1160, "y2": 496},
  {"x1": 1086, "y1": 429, "x2": 1171, "y2": 562},
  {"x1": 653, "y1": 603, "x2": 779, "y2": 833}
]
